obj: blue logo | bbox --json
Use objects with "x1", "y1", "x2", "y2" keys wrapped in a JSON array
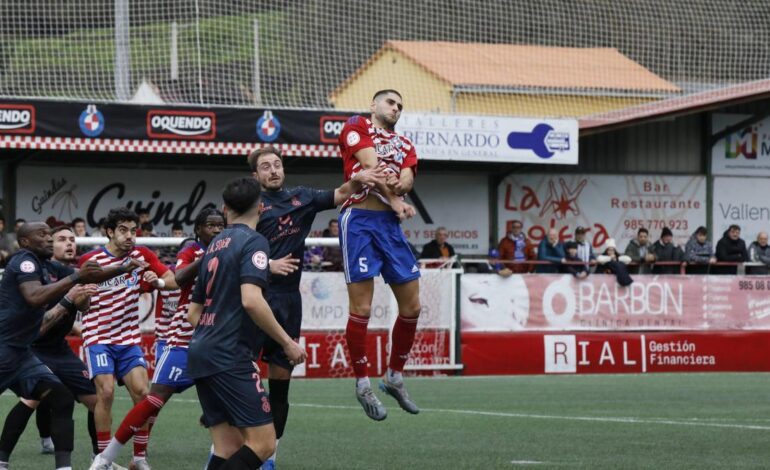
[
  {"x1": 256, "y1": 110, "x2": 281, "y2": 142},
  {"x1": 79, "y1": 104, "x2": 105, "y2": 137},
  {"x1": 310, "y1": 277, "x2": 330, "y2": 300},
  {"x1": 507, "y1": 123, "x2": 570, "y2": 159}
]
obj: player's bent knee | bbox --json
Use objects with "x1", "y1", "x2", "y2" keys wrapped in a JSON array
[{"x1": 42, "y1": 382, "x2": 75, "y2": 413}]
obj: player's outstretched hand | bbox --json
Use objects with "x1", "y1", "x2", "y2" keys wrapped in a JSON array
[
  {"x1": 391, "y1": 199, "x2": 417, "y2": 221},
  {"x1": 77, "y1": 261, "x2": 104, "y2": 283},
  {"x1": 353, "y1": 166, "x2": 386, "y2": 188},
  {"x1": 68, "y1": 284, "x2": 98, "y2": 310},
  {"x1": 284, "y1": 340, "x2": 307, "y2": 366},
  {"x1": 270, "y1": 255, "x2": 300, "y2": 276}
]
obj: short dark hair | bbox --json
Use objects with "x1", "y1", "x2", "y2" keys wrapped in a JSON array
[
  {"x1": 328, "y1": 219, "x2": 338, "y2": 227},
  {"x1": 372, "y1": 89, "x2": 402, "y2": 101},
  {"x1": 171, "y1": 223, "x2": 184, "y2": 232},
  {"x1": 14, "y1": 218, "x2": 26, "y2": 225},
  {"x1": 247, "y1": 146, "x2": 283, "y2": 172},
  {"x1": 729, "y1": 224, "x2": 741, "y2": 232},
  {"x1": 141, "y1": 222, "x2": 154, "y2": 233},
  {"x1": 51, "y1": 225, "x2": 74, "y2": 236},
  {"x1": 695, "y1": 226, "x2": 708, "y2": 236},
  {"x1": 104, "y1": 207, "x2": 139, "y2": 233},
  {"x1": 223, "y1": 177, "x2": 261, "y2": 215},
  {"x1": 72, "y1": 217, "x2": 85, "y2": 226},
  {"x1": 97, "y1": 217, "x2": 106, "y2": 227},
  {"x1": 136, "y1": 208, "x2": 150, "y2": 216},
  {"x1": 638, "y1": 227, "x2": 649, "y2": 236},
  {"x1": 193, "y1": 207, "x2": 225, "y2": 240}
]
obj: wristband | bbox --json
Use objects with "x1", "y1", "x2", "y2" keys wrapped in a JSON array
[
  {"x1": 68, "y1": 272, "x2": 80, "y2": 284},
  {"x1": 58, "y1": 296, "x2": 76, "y2": 313}
]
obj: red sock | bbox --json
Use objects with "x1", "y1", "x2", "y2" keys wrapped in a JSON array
[
  {"x1": 114, "y1": 394, "x2": 165, "y2": 445},
  {"x1": 96, "y1": 430, "x2": 111, "y2": 452},
  {"x1": 133, "y1": 430, "x2": 149, "y2": 459},
  {"x1": 389, "y1": 314, "x2": 419, "y2": 372},
  {"x1": 345, "y1": 313, "x2": 370, "y2": 378}
]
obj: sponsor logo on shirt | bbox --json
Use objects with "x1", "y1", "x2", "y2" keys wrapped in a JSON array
[
  {"x1": 147, "y1": 110, "x2": 216, "y2": 140},
  {"x1": 0, "y1": 104, "x2": 35, "y2": 134}
]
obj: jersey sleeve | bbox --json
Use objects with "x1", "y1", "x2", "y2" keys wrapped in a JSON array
[
  {"x1": 339, "y1": 116, "x2": 374, "y2": 156},
  {"x1": 402, "y1": 141, "x2": 418, "y2": 175},
  {"x1": 175, "y1": 245, "x2": 198, "y2": 270},
  {"x1": 307, "y1": 188, "x2": 336, "y2": 212},
  {"x1": 190, "y1": 265, "x2": 206, "y2": 305},
  {"x1": 137, "y1": 246, "x2": 170, "y2": 277},
  {"x1": 50, "y1": 260, "x2": 75, "y2": 279},
  {"x1": 9, "y1": 252, "x2": 43, "y2": 285},
  {"x1": 77, "y1": 249, "x2": 99, "y2": 268},
  {"x1": 240, "y1": 235, "x2": 269, "y2": 288}
]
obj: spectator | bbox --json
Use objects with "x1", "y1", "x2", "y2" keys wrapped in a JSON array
[
  {"x1": 536, "y1": 229, "x2": 565, "y2": 273},
  {"x1": 624, "y1": 227, "x2": 655, "y2": 274},
  {"x1": 420, "y1": 226, "x2": 457, "y2": 268},
  {"x1": 140, "y1": 222, "x2": 155, "y2": 237},
  {"x1": 171, "y1": 223, "x2": 185, "y2": 238},
  {"x1": 136, "y1": 209, "x2": 151, "y2": 236},
  {"x1": 304, "y1": 245, "x2": 325, "y2": 271},
  {"x1": 91, "y1": 217, "x2": 107, "y2": 237},
  {"x1": 498, "y1": 220, "x2": 535, "y2": 273},
  {"x1": 748, "y1": 231, "x2": 770, "y2": 275},
  {"x1": 597, "y1": 239, "x2": 631, "y2": 265},
  {"x1": 0, "y1": 216, "x2": 10, "y2": 267},
  {"x1": 715, "y1": 224, "x2": 748, "y2": 274},
  {"x1": 475, "y1": 248, "x2": 513, "y2": 277},
  {"x1": 574, "y1": 226, "x2": 596, "y2": 267},
  {"x1": 322, "y1": 219, "x2": 343, "y2": 271},
  {"x1": 71, "y1": 217, "x2": 88, "y2": 237},
  {"x1": 561, "y1": 241, "x2": 588, "y2": 278},
  {"x1": 651, "y1": 227, "x2": 684, "y2": 274},
  {"x1": 684, "y1": 226, "x2": 716, "y2": 274}
]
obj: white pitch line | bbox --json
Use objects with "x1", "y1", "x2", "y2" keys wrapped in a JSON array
[{"x1": 7, "y1": 393, "x2": 769, "y2": 431}]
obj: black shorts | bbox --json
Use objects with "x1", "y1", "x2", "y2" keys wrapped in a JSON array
[
  {"x1": 33, "y1": 346, "x2": 96, "y2": 398},
  {"x1": 195, "y1": 362, "x2": 272, "y2": 428},
  {"x1": 0, "y1": 350, "x2": 62, "y2": 400},
  {"x1": 261, "y1": 290, "x2": 302, "y2": 370}
]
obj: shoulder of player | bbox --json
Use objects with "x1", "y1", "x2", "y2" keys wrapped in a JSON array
[
  {"x1": 7, "y1": 249, "x2": 38, "y2": 269},
  {"x1": 343, "y1": 115, "x2": 373, "y2": 133}
]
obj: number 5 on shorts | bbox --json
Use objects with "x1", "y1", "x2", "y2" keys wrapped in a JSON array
[{"x1": 359, "y1": 257, "x2": 368, "y2": 273}]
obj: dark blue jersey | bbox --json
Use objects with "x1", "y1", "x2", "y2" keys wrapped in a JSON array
[
  {"x1": 187, "y1": 224, "x2": 270, "y2": 379},
  {"x1": 257, "y1": 186, "x2": 335, "y2": 291},
  {"x1": 0, "y1": 250, "x2": 73, "y2": 351},
  {"x1": 32, "y1": 260, "x2": 76, "y2": 351}
]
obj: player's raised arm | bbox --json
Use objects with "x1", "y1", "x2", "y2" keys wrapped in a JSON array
[{"x1": 333, "y1": 165, "x2": 386, "y2": 206}]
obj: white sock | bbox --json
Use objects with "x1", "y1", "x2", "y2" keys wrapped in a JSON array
[
  {"x1": 55, "y1": 467, "x2": 72, "y2": 470},
  {"x1": 356, "y1": 377, "x2": 371, "y2": 391},
  {"x1": 387, "y1": 369, "x2": 403, "y2": 384},
  {"x1": 267, "y1": 439, "x2": 279, "y2": 462},
  {"x1": 101, "y1": 438, "x2": 124, "y2": 464},
  {"x1": 42, "y1": 436, "x2": 54, "y2": 447}
]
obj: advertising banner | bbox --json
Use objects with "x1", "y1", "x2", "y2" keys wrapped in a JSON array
[
  {"x1": 461, "y1": 274, "x2": 770, "y2": 332},
  {"x1": 713, "y1": 176, "x2": 770, "y2": 242},
  {"x1": 396, "y1": 113, "x2": 578, "y2": 164},
  {"x1": 497, "y1": 174, "x2": 706, "y2": 248},
  {"x1": 711, "y1": 113, "x2": 770, "y2": 176},
  {"x1": 17, "y1": 166, "x2": 488, "y2": 253}
]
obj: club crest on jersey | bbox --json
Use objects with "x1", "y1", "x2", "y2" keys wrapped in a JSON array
[
  {"x1": 291, "y1": 196, "x2": 302, "y2": 207},
  {"x1": 79, "y1": 104, "x2": 105, "y2": 137},
  {"x1": 278, "y1": 215, "x2": 293, "y2": 230},
  {"x1": 256, "y1": 110, "x2": 281, "y2": 142},
  {"x1": 20, "y1": 260, "x2": 36, "y2": 273},
  {"x1": 252, "y1": 251, "x2": 268, "y2": 270}
]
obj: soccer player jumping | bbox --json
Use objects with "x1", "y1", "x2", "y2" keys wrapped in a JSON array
[{"x1": 338, "y1": 89, "x2": 422, "y2": 421}]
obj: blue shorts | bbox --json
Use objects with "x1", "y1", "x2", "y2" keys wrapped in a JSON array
[
  {"x1": 152, "y1": 346, "x2": 194, "y2": 392},
  {"x1": 33, "y1": 346, "x2": 96, "y2": 398},
  {"x1": 338, "y1": 208, "x2": 421, "y2": 285},
  {"x1": 0, "y1": 350, "x2": 62, "y2": 400},
  {"x1": 195, "y1": 362, "x2": 272, "y2": 428},
  {"x1": 85, "y1": 344, "x2": 147, "y2": 380},
  {"x1": 155, "y1": 340, "x2": 167, "y2": 359},
  {"x1": 261, "y1": 290, "x2": 302, "y2": 370}
]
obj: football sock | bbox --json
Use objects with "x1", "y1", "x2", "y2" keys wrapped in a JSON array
[
  {"x1": 44, "y1": 382, "x2": 74, "y2": 468},
  {"x1": 386, "y1": 369, "x2": 403, "y2": 385},
  {"x1": 389, "y1": 314, "x2": 419, "y2": 372},
  {"x1": 102, "y1": 393, "x2": 165, "y2": 462},
  {"x1": 207, "y1": 454, "x2": 226, "y2": 470},
  {"x1": 268, "y1": 379, "x2": 290, "y2": 439},
  {"x1": 0, "y1": 401, "x2": 35, "y2": 460},
  {"x1": 221, "y1": 445, "x2": 263, "y2": 470},
  {"x1": 36, "y1": 401, "x2": 52, "y2": 438},
  {"x1": 96, "y1": 431, "x2": 111, "y2": 453},
  {"x1": 346, "y1": 312, "x2": 370, "y2": 379},
  {"x1": 87, "y1": 411, "x2": 98, "y2": 455}
]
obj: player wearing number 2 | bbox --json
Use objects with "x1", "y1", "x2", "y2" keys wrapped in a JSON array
[{"x1": 337, "y1": 89, "x2": 422, "y2": 421}]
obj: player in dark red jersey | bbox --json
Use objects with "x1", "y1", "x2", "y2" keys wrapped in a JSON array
[
  {"x1": 90, "y1": 209, "x2": 225, "y2": 470},
  {"x1": 337, "y1": 89, "x2": 422, "y2": 420},
  {"x1": 79, "y1": 208, "x2": 179, "y2": 470}
]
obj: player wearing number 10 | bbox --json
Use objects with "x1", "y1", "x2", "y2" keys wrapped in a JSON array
[{"x1": 187, "y1": 177, "x2": 306, "y2": 470}]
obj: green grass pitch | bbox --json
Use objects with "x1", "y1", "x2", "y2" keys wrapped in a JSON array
[{"x1": 2, "y1": 373, "x2": 769, "y2": 469}]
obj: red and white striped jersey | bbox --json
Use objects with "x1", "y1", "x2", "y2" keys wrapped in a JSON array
[
  {"x1": 79, "y1": 246, "x2": 169, "y2": 347},
  {"x1": 338, "y1": 115, "x2": 418, "y2": 209},
  {"x1": 167, "y1": 242, "x2": 204, "y2": 349},
  {"x1": 154, "y1": 287, "x2": 180, "y2": 342}
]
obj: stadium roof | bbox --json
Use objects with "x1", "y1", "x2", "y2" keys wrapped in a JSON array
[
  {"x1": 332, "y1": 40, "x2": 681, "y2": 98},
  {"x1": 580, "y1": 78, "x2": 770, "y2": 134}
]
